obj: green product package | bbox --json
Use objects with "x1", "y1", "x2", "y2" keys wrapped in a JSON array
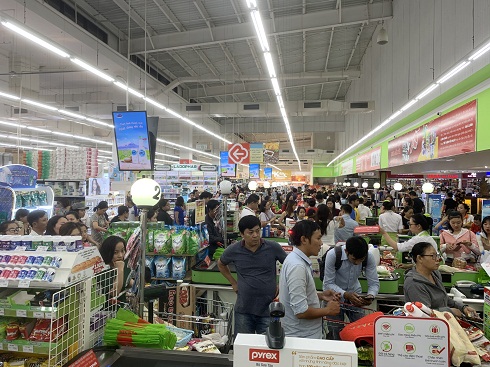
[
  {"x1": 187, "y1": 230, "x2": 199, "y2": 255},
  {"x1": 172, "y1": 229, "x2": 187, "y2": 255},
  {"x1": 147, "y1": 230, "x2": 155, "y2": 252},
  {"x1": 154, "y1": 229, "x2": 172, "y2": 254}
]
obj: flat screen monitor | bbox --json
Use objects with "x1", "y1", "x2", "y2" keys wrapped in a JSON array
[
  {"x1": 112, "y1": 111, "x2": 153, "y2": 171},
  {"x1": 220, "y1": 163, "x2": 236, "y2": 178}
]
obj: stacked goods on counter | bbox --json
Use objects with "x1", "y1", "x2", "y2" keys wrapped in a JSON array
[
  {"x1": 108, "y1": 222, "x2": 209, "y2": 281},
  {"x1": 0, "y1": 355, "x2": 49, "y2": 366}
]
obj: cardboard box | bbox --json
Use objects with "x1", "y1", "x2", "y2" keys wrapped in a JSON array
[
  {"x1": 176, "y1": 283, "x2": 196, "y2": 330},
  {"x1": 234, "y1": 334, "x2": 358, "y2": 367}
]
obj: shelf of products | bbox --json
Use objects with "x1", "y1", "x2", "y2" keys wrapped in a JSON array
[
  {"x1": 0, "y1": 236, "x2": 116, "y2": 366},
  {"x1": 37, "y1": 179, "x2": 86, "y2": 198},
  {"x1": 85, "y1": 193, "x2": 126, "y2": 218}
]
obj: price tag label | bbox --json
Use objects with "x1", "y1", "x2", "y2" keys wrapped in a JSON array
[
  {"x1": 16, "y1": 310, "x2": 27, "y2": 317},
  {"x1": 56, "y1": 247, "x2": 67, "y2": 252},
  {"x1": 0, "y1": 309, "x2": 4, "y2": 316},
  {"x1": 45, "y1": 312, "x2": 52, "y2": 319},
  {"x1": 15, "y1": 246, "x2": 26, "y2": 251},
  {"x1": 18, "y1": 280, "x2": 30, "y2": 288},
  {"x1": 0, "y1": 280, "x2": 8, "y2": 288},
  {"x1": 33, "y1": 311, "x2": 44, "y2": 318},
  {"x1": 22, "y1": 345, "x2": 33, "y2": 353},
  {"x1": 36, "y1": 246, "x2": 48, "y2": 252},
  {"x1": 7, "y1": 344, "x2": 18, "y2": 352}
]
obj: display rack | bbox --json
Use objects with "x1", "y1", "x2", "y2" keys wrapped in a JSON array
[
  {"x1": 10, "y1": 186, "x2": 55, "y2": 220},
  {"x1": 37, "y1": 179, "x2": 86, "y2": 200},
  {"x1": 86, "y1": 193, "x2": 126, "y2": 218}
]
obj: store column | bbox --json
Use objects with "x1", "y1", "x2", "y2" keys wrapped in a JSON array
[{"x1": 180, "y1": 123, "x2": 193, "y2": 163}]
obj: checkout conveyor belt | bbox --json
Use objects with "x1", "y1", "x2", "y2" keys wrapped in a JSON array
[{"x1": 65, "y1": 347, "x2": 234, "y2": 367}]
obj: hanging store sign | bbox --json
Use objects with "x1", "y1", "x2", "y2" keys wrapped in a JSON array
[
  {"x1": 340, "y1": 159, "x2": 354, "y2": 175},
  {"x1": 249, "y1": 164, "x2": 260, "y2": 179},
  {"x1": 356, "y1": 147, "x2": 381, "y2": 173},
  {"x1": 264, "y1": 167, "x2": 272, "y2": 180},
  {"x1": 291, "y1": 175, "x2": 307, "y2": 183},
  {"x1": 228, "y1": 143, "x2": 250, "y2": 164},
  {"x1": 388, "y1": 100, "x2": 477, "y2": 167},
  {"x1": 155, "y1": 165, "x2": 172, "y2": 171},
  {"x1": 387, "y1": 173, "x2": 424, "y2": 179},
  {"x1": 250, "y1": 143, "x2": 264, "y2": 163},
  {"x1": 425, "y1": 174, "x2": 459, "y2": 179},
  {"x1": 0, "y1": 164, "x2": 37, "y2": 189},
  {"x1": 272, "y1": 170, "x2": 292, "y2": 182},
  {"x1": 264, "y1": 142, "x2": 279, "y2": 164},
  {"x1": 171, "y1": 164, "x2": 199, "y2": 171},
  {"x1": 199, "y1": 165, "x2": 218, "y2": 172}
]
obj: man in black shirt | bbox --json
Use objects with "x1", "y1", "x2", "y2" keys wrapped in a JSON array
[
  {"x1": 442, "y1": 192, "x2": 458, "y2": 214},
  {"x1": 205, "y1": 199, "x2": 223, "y2": 259},
  {"x1": 156, "y1": 199, "x2": 173, "y2": 225},
  {"x1": 409, "y1": 191, "x2": 425, "y2": 214}
]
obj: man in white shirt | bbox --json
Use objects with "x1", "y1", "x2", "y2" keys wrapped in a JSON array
[
  {"x1": 240, "y1": 194, "x2": 259, "y2": 219},
  {"x1": 357, "y1": 197, "x2": 372, "y2": 224},
  {"x1": 316, "y1": 192, "x2": 326, "y2": 206},
  {"x1": 378, "y1": 201, "x2": 403, "y2": 246},
  {"x1": 27, "y1": 210, "x2": 48, "y2": 236}
]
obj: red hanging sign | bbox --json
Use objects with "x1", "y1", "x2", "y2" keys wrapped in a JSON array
[{"x1": 228, "y1": 143, "x2": 250, "y2": 164}]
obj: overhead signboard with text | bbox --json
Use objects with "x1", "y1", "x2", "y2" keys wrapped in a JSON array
[{"x1": 388, "y1": 100, "x2": 477, "y2": 167}]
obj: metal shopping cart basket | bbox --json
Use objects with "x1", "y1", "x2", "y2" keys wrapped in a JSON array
[{"x1": 156, "y1": 297, "x2": 234, "y2": 353}]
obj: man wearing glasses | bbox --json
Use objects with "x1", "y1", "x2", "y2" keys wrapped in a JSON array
[{"x1": 0, "y1": 221, "x2": 21, "y2": 235}]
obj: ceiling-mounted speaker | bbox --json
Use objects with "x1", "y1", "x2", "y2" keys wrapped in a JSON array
[{"x1": 377, "y1": 26, "x2": 388, "y2": 45}]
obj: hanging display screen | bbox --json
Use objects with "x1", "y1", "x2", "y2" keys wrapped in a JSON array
[
  {"x1": 220, "y1": 164, "x2": 236, "y2": 178},
  {"x1": 112, "y1": 111, "x2": 153, "y2": 171}
]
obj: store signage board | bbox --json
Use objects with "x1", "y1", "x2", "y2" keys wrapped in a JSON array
[
  {"x1": 249, "y1": 164, "x2": 260, "y2": 179},
  {"x1": 264, "y1": 142, "x2": 279, "y2": 164},
  {"x1": 356, "y1": 147, "x2": 381, "y2": 173},
  {"x1": 428, "y1": 194, "x2": 443, "y2": 222},
  {"x1": 220, "y1": 151, "x2": 229, "y2": 164},
  {"x1": 228, "y1": 143, "x2": 250, "y2": 164},
  {"x1": 68, "y1": 350, "x2": 100, "y2": 367},
  {"x1": 171, "y1": 164, "x2": 199, "y2": 171},
  {"x1": 234, "y1": 334, "x2": 357, "y2": 367},
  {"x1": 272, "y1": 170, "x2": 292, "y2": 182},
  {"x1": 112, "y1": 111, "x2": 152, "y2": 171},
  {"x1": 88, "y1": 178, "x2": 110, "y2": 196},
  {"x1": 195, "y1": 200, "x2": 205, "y2": 223},
  {"x1": 155, "y1": 165, "x2": 172, "y2": 171},
  {"x1": 263, "y1": 167, "x2": 272, "y2": 180},
  {"x1": 388, "y1": 100, "x2": 477, "y2": 167},
  {"x1": 340, "y1": 159, "x2": 354, "y2": 175},
  {"x1": 250, "y1": 143, "x2": 264, "y2": 163},
  {"x1": 220, "y1": 164, "x2": 237, "y2": 178},
  {"x1": 0, "y1": 165, "x2": 37, "y2": 189},
  {"x1": 374, "y1": 316, "x2": 450, "y2": 367},
  {"x1": 199, "y1": 165, "x2": 218, "y2": 172},
  {"x1": 482, "y1": 200, "x2": 490, "y2": 218}
]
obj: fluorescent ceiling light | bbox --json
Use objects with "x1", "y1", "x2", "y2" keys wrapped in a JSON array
[
  {"x1": 98, "y1": 149, "x2": 113, "y2": 154},
  {"x1": 0, "y1": 142, "x2": 53, "y2": 151},
  {"x1": 246, "y1": 0, "x2": 257, "y2": 8},
  {"x1": 155, "y1": 158, "x2": 178, "y2": 164},
  {"x1": 23, "y1": 99, "x2": 58, "y2": 111},
  {"x1": 155, "y1": 152, "x2": 180, "y2": 159},
  {"x1": 250, "y1": 10, "x2": 269, "y2": 52},
  {"x1": 400, "y1": 99, "x2": 417, "y2": 112},
  {"x1": 1, "y1": 21, "x2": 70, "y2": 58},
  {"x1": 438, "y1": 61, "x2": 470, "y2": 84},
  {"x1": 71, "y1": 58, "x2": 114, "y2": 82},
  {"x1": 59, "y1": 110, "x2": 87, "y2": 120},
  {"x1": 144, "y1": 97, "x2": 165, "y2": 109},
  {"x1": 0, "y1": 120, "x2": 25, "y2": 128},
  {"x1": 0, "y1": 92, "x2": 20, "y2": 100},
  {"x1": 157, "y1": 138, "x2": 219, "y2": 158},
  {"x1": 192, "y1": 159, "x2": 212, "y2": 164},
  {"x1": 264, "y1": 53, "x2": 276, "y2": 78},
  {"x1": 267, "y1": 164, "x2": 282, "y2": 171},
  {"x1": 51, "y1": 131, "x2": 74, "y2": 137},
  {"x1": 86, "y1": 118, "x2": 113, "y2": 128},
  {"x1": 271, "y1": 78, "x2": 281, "y2": 96},
  {"x1": 114, "y1": 81, "x2": 145, "y2": 98},
  {"x1": 469, "y1": 41, "x2": 490, "y2": 61},
  {"x1": 26, "y1": 126, "x2": 52, "y2": 133},
  {"x1": 415, "y1": 83, "x2": 438, "y2": 100}
]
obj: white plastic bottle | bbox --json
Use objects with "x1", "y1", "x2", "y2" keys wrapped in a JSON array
[
  {"x1": 404, "y1": 302, "x2": 430, "y2": 318},
  {"x1": 368, "y1": 244, "x2": 381, "y2": 266}
]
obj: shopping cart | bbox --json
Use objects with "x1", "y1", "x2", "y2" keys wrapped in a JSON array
[{"x1": 156, "y1": 297, "x2": 234, "y2": 353}]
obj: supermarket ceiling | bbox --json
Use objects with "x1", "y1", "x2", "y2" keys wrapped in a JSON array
[{"x1": 0, "y1": 0, "x2": 392, "y2": 168}]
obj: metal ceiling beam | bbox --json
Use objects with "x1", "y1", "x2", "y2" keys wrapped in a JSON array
[
  {"x1": 163, "y1": 70, "x2": 359, "y2": 92},
  {"x1": 229, "y1": 0, "x2": 244, "y2": 23},
  {"x1": 111, "y1": 0, "x2": 156, "y2": 48},
  {"x1": 193, "y1": 0, "x2": 215, "y2": 41},
  {"x1": 320, "y1": 29, "x2": 335, "y2": 99},
  {"x1": 189, "y1": 78, "x2": 358, "y2": 99},
  {"x1": 124, "y1": 2, "x2": 393, "y2": 54},
  {"x1": 152, "y1": 0, "x2": 185, "y2": 32},
  {"x1": 220, "y1": 119, "x2": 345, "y2": 134}
]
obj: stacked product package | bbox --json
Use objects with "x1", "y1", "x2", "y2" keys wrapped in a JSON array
[
  {"x1": 107, "y1": 222, "x2": 209, "y2": 281},
  {"x1": 86, "y1": 148, "x2": 98, "y2": 179},
  {"x1": 55, "y1": 148, "x2": 98, "y2": 180}
]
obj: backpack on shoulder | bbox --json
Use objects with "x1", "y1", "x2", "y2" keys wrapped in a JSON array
[{"x1": 318, "y1": 245, "x2": 368, "y2": 281}]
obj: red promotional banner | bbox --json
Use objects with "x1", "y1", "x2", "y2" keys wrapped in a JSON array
[
  {"x1": 388, "y1": 100, "x2": 477, "y2": 167},
  {"x1": 228, "y1": 143, "x2": 250, "y2": 164},
  {"x1": 68, "y1": 350, "x2": 100, "y2": 367},
  {"x1": 356, "y1": 147, "x2": 381, "y2": 173}
]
